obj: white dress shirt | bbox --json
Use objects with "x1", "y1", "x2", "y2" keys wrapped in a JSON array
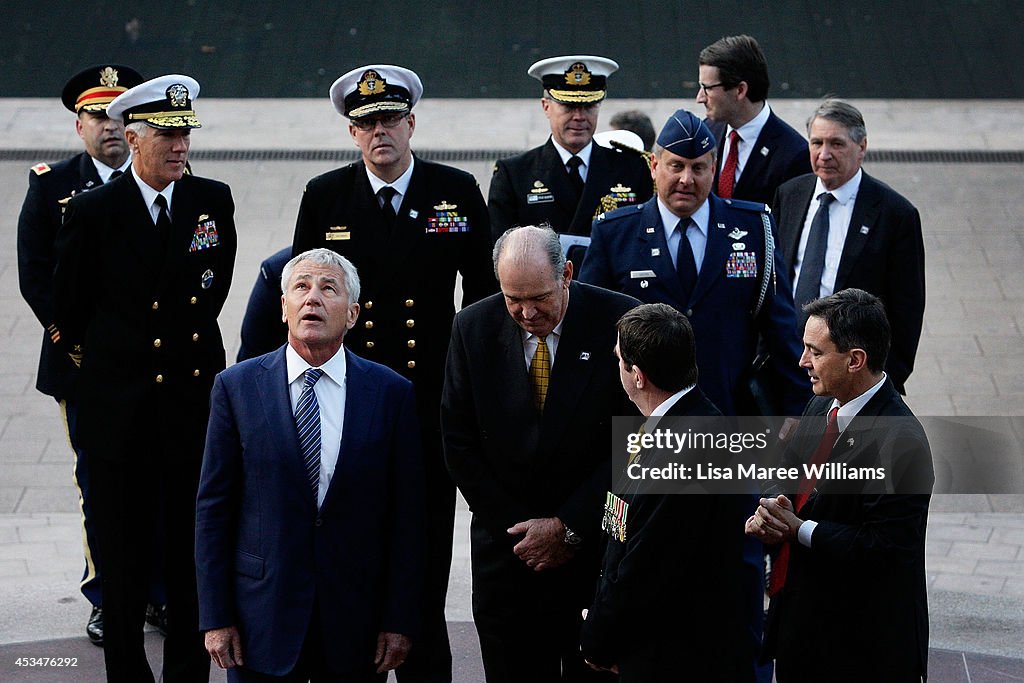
[
  {"x1": 658, "y1": 197, "x2": 710, "y2": 273},
  {"x1": 551, "y1": 139, "x2": 593, "y2": 183},
  {"x1": 131, "y1": 165, "x2": 175, "y2": 224},
  {"x1": 720, "y1": 102, "x2": 772, "y2": 183},
  {"x1": 792, "y1": 169, "x2": 863, "y2": 300},
  {"x1": 521, "y1": 315, "x2": 566, "y2": 370},
  {"x1": 92, "y1": 155, "x2": 132, "y2": 185},
  {"x1": 366, "y1": 158, "x2": 415, "y2": 214}
]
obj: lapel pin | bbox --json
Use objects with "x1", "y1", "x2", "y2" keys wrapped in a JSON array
[
  {"x1": 579, "y1": 352, "x2": 590, "y2": 361},
  {"x1": 408, "y1": 209, "x2": 418, "y2": 219},
  {"x1": 847, "y1": 437, "x2": 855, "y2": 446},
  {"x1": 717, "y1": 223, "x2": 726, "y2": 230},
  {"x1": 646, "y1": 226, "x2": 656, "y2": 233},
  {"x1": 640, "y1": 280, "x2": 649, "y2": 288},
  {"x1": 860, "y1": 225, "x2": 870, "y2": 235},
  {"x1": 651, "y1": 248, "x2": 660, "y2": 256},
  {"x1": 760, "y1": 146, "x2": 769, "y2": 156}
]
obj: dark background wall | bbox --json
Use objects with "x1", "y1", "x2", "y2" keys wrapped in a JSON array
[{"x1": 4, "y1": 1, "x2": 1022, "y2": 99}]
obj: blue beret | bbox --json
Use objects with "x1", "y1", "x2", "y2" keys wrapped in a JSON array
[{"x1": 656, "y1": 109, "x2": 717, "y2": 158}]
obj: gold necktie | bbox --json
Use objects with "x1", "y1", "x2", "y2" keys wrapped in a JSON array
[{"x1": 529, "y1": 335, "x2": 551, "y2": 412}]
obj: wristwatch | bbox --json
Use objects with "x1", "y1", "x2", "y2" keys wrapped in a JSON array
[{"x1": 563, "y1": 525, "x2": 583, "y2": 546}]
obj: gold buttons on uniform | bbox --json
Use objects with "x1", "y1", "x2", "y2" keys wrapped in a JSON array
[
  {"x1": 153, "y1": 339, "x2": 162, "y2": 348},
  {"x1": 193, "y1": 369, "x2": 200, "y2": 377},
  {"x1": 190, "y1": 296, "x2": 198, "y2": 304},
  {"x1": 406, "y1": 319, "x2": 415, "y2": 328},
  {"x1": 407, "y1": 361, "x2": 416, "y2": 369},
  {"x1": 364, "y1": 321, "x2": 374, "y2": 329},
  {"x1": 192, "y1": 333, "x2": 199, "y2": 342},
  {"x1": 155, "y1": 374, "x2": 164, "y2": 383},
  {"x1": 366, "y1": 341, "x2": 375, "y2": 349},
  {"x1": 407, "y1": 340, "x2": 416, "y2": 349},
  {"x1": 151, "y1": 301, "x2": 159, "y2": 310},
  {"x1": 365, "y1": 301, "x2": 373, "y2": 310},
  {"x1": 405, "y1": 299, "x2": 414, "y2": 308}
]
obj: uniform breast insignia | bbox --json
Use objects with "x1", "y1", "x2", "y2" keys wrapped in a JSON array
[
  {"x1": 592, "y1": 182, "x2": 639, "y2": 219},
  {"x1": 602, "y1": 491, "x2": 629, "y2": 542},
  {"x1": 527, "y1": 180, "x2": 554, "y2": 204},
  {"x1": 726, "y1": 252, "x2": 758, "y2": 278},
  {"x1": 732, "y1": 242, "x2": 746, "y2": 250},
  {"x1": 727, "y1": 228, "x2": 747, "y2": 240},
  {"x1": 426, "y1": 200, "x2": 470, "y2": 233},
  {"x1": 31, "y1": 162, "x2": 52, "y2": 176},
  {"x1": 326, "y1": 225, "x2": 351, "y2": 241},
  {"x1": 189, "y1": 214, "x2": 220, "y2": 252},
  {"x1": 201, "y1": 269, "x2": 215, "y2": 289}
]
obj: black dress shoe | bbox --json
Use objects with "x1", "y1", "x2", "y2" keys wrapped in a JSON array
[
  {"x1": 145, "y1": 603, "x2": 168, "y2": 636},
  {"x1": 86, "y1": 606, "x2": 103, "y2": 646}
]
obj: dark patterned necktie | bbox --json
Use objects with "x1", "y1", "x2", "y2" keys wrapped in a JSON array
[
  {"x1": 794, "y1": 192, "x2": 836, "y2": 316},
  {"x1": 294, "y1": 368, "x2": 325, "y2": 500}
]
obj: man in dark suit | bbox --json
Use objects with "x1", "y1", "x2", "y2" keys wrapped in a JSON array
[
  {"x1": 198, "y1": 249, "x2": 426, "y2": 682},
  {"x1": 236, "y1": 246, "x2": 291, "y2": 362},
  {"x1": 53, "y1": 75, "x2": 236, "y2": 683},
  {"x1": 747, "y1": 288, "x2": 933, "y2": 682},
  {"x1": 488, "y1": 55, "x2": 652, "y2": 246},
  {"x1": 442, "y1": 225, "x2": 639, "y2": 682},
  {"x1": 697, "y1": 35, "x2": 810, "y2": 206},
  {"x1": 773, "y1": 99, "x2": 925, "y2": 394},
  {"x1": 580, "y1": 109, "x2": 809, "y2": 417},
  {"x1": 580, "y1": 303, "x2": 756, "y2": 681},
  {"x1": 291, "y1": 64, "x2": 495, "y2": 683},
  {"x1": 17, "y1": 64, "x2": 144, "y2": 645}
]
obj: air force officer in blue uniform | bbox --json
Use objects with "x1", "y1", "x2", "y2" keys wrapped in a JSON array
[{"x1": 579, "y1": 109, "x2": 808, "y2": 417}]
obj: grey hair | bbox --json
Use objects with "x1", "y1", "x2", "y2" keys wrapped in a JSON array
[
  {"x1": 281, "y1": 248, "x2": 361, "y2": 304},
  {"x1": 492, "y1": 224, "x2": 566, "y2": 281},
  {"x1": 125, "y1": 121, "x2": 150, "y2": 137},
  {"x1": 806, "y1": 98, "x2": 867, "y2": 143}
]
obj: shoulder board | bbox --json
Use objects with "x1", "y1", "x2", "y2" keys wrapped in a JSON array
[
  {"x1": 721, "y1": 198, "x2": 770, "y2": 214},
  {"x1": 31, "y1": 162, "x2": 51, "y2": 176},
  {"x1": 595, "y1": 203, "x2": 644, "y2": 223}
]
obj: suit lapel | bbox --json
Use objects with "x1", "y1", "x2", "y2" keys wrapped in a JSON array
[
  {"x1": 256, "y1": 349, "x2": 314, "y2": 504},
  {"x1": 638, "y1": 200, "x2": 689, "y2": 303},
  {"x1": 158, "y1": 175, "x2": 197, "y2": 288},
  {"x1": 390, "y1": 158, "x2": 425, "y2": 267},
  {"x1": 540, "y1": 140, "x2": 578, "y2": 225},
  {"x1": 119, "y1": 174, "x2": 163, "y2": 269},
  {"x1": 736, "y1": 114, "x2": 778, "y2": 198},
  {"x1": 77, "y1": 153, "x2": 103, "y2": 192},
  {"x1": 689, "y1": 197, "x2": 731, "y2": 305},
  {"x1": 782, "y1": 177, "x2": 816, "y2": 276},
  {"x1": 541, "y1": 283, "x2": 596, "y2": 443},
  {"x1": 834, "y1": 173, "x2": 881, "y2": 288}
]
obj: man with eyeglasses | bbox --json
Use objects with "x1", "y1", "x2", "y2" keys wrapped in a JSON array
[
  {"x1": 697, "y1": 35, "x2": 810, "y2": 207},
  {"x1": 291, "y1": 64, "x2": 496, "y2": 683},
  {"x1": 487, "y1": 55, "x2": 652, "y2": 252}
]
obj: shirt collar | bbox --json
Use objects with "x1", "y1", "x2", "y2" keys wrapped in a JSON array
[
  {"x1": 131, "y1": 164, "x2": 174, "y2": 213},
  {"x1": 813, "y1": 167, "x2": 862, "y2": 206},
  {"x1": 550, "y1": 138, "x2": 593, "y2": 168},
  {"x1": 657, "y1": 196, "x2": 710, "y2": 238},
  {"x1": 92, "y1": 154, "x2": 131, "y2": 184},
  {"x1": 728, "y1": 101, "x2": 772, "y2": 144},
  {"x1": 830, "y1": 372, "x2": 887, "y2": 433},
  {"x1": 285, "y1": 343, "x2": 348, "y2": 389},
  {"x1": 365, "y1": 157, "x2": 416, "y2": 198}
]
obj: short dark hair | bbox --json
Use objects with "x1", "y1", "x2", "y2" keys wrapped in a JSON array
[
  {"x1": 803, "y1": 288, "x2": 890, "y2": 373},
  {"x1": 699, "y1": 35, "x2": 770, "y2": 103},
  {"x1": 616, "y1": 303, "x2": 698, "y2": 392},
  {"x1": 609, "y1": 110, "x2": 656, "y2": 151}
]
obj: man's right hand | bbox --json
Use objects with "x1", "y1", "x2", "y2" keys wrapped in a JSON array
[{"x1": 205, "y1": 626, "x2": 243, "y2": 669}]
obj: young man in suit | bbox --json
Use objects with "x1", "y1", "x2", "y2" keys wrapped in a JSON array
[
  {"x1": 17, "y1": 64, "x2": 144, "y2": 645},
  {"x1": 488, "y1": 55, "x2": 652, "y2": 242},
  {"x1": 580, "y1": 303, "x2": 757, "y2": 681},
  {"x1": 772, "y1": 99, "x2": 925, "y2": 394},
  {"x1": 697, "y1": 35, "x2": 810, "y2": 206},
  {"x1": 53, "y1": 74, "x2": 236, "y2": 682},
  {"x1": 198, "y1": 249, "x2": 426, "y2": 682},
  {"x1": 442, "y1": 225, "x2": 640, "y2": 682},
  {"x1": 291, "y1": 64, "x2": 496, "y2": 682},
  {"x1": 747, "y1": 288, "x2": 933, "y2": 682}
]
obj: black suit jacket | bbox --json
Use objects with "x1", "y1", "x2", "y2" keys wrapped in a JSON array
[
  {"x1": 773, "y1": 172, "x2": 925, "y2": 393},
  {"x1": 292, "y1": 156, "x2": 496, "y2": 416},
  {"x1": 580, "y1": 388, "x2": 757, "y2": 682},
  {"x1": 709, "y1": 110, "x2": 811, "y2": 207},
  {"x1": 488, "y1": 138, "x2": 652, "y2": 239},
  {"x1": 17, "y1": 152, "x2": 104, "y2": 399},
  {"x1": 53, "y1": 172, "x2": 237, "y2": 462},
  {"x1": 763, "y1": 379, "x2": 933, "y2": 682}
]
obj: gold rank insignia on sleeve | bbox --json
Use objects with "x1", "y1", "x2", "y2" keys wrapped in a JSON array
[{"x1": 32, "y1": 163, "x2": 52, "y2": 175}]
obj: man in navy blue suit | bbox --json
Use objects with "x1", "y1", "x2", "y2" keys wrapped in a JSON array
[
  {"x1": 697, "y1": 35, "x2": 810, "y2": 206},
  {"x1": 197, "y1": 249, "x2": 427, "y2": 682}
]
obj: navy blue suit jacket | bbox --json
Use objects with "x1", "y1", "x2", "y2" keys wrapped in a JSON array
[
  {"x1": 708, "y1": 109, "x2": 811, "y2": 206},
  {"x1": 580, "y1": 196, "x2": 809, "y2": 416},
  {"x1": 196, "y1": 346, "x2": 427, "y2": 676}
]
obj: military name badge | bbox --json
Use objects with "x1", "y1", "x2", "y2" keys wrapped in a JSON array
[
  {"x1": 601, "y1": 491, "x2": 629, "y2": 542},
  {"x1": 426, "y1": 200, "x2": 470, "y2": 233},
  {"x1": 726, "y1": 252, "x2": 758, "y2": 278},
  {"x1": 326, "y1": 225, "x2": 350, "y2": 241},
  {"x1": 527, "y1": 180, "x2": 554, "y2": 204},
  {"x1": 189, "y1": 214, "x2": 220, "y2": 252}
]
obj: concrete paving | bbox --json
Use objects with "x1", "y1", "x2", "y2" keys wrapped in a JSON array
[{"x1": 0, "y1": 98, "x2": 1022, "y2": 680}]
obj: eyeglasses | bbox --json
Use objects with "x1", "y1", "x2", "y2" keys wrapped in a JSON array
[
  {"x1": 698, "y1": 82, "x2": 727, "y2": 93},
  {"x1": 350, "y1": 113, "x2": 408, "y2": 131}
]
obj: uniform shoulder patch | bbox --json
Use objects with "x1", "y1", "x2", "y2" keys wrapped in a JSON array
[
  {"x1": 722, "y1": 198, "x2": 770, "y2": 213},
  {"x1": 31, "y1": 162, "x2": 51, "y2": 175},
  {"x1": 595, "y1": 203, "x2": 642, "y2": 224}
]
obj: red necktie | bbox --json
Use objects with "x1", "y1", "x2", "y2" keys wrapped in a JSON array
[
  {"x1": 767, "y1": 406, "x2": 839, "y2": 597},
  {"x1": 717, "y1": 129, "x2": 741, "y2": 198}
]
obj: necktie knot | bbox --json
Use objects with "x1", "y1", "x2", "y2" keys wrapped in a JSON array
[
  {"x1": 109, "y1": 169, "x2": 123, "y2": 181},
  {"x1": 818, "y1": 191, "x2": 835, "y2": 207},
  {"x1": 303, "y1": 367, "x2": 324, "y2": 390},
  {"x1": 729, "y1": 129, "x2": 741, "y2": 144},
  {"x1": 567, "y1": 155, "x2": 583, "y2": 171},
  {"x1": 378, "y1": 186, "x2": 397, "y2": 209}
]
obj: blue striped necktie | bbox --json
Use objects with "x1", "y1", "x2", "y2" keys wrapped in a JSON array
[{"x1": 294, "y1": 368, "x2": 324, "y2": 499}]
